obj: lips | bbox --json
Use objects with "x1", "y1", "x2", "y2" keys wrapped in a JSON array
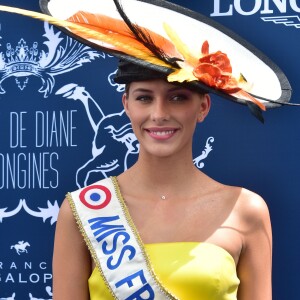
[
  {"x1": 150, "y1": 130, "x2": 174, "y2": 136},
  {"x1": 145, "y1": 128, "x2": 178, "y2": 140}
]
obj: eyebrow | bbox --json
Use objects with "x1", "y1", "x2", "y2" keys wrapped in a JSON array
[
  {"x1": 131, "y1": 86, "x2": 188, "y2": 94},
  {"x1": 131, "y1": 88, "x2": 153, "y2": 94}
]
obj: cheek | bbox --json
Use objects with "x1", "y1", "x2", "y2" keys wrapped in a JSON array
[
  {"x1": 181, "y1": 110, "x2": 200, "y2": 125},
  {"x1": 126, "y1": 107, "x2": 146, "y2": 131}
]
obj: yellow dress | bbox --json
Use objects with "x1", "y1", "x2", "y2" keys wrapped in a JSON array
[{"x1": 88, "y1": 242, "x2": 239, "y2": 300}]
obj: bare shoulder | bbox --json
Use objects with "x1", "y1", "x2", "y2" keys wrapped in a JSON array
[
  {"x1": 55, "y1": 196, "x2": 89, "y2": 252},
  {"x1": 55, "y1": 195, "x2": 89, "y2": 253},
  {"x1": 57, "y1": 196, "x2": 75, "y2": 223},
  {"x1": 231, "y1": 187, "x2": 272, "y2": 259},
  {"x1": 54, "y1": 196, "x2": 81, "y2": 237},
  {"x1": 234, "y1": 188, "x2": 271, "y2": 228},
  {"x1": 232, "y1": 188, "x2": 272, "y2": 300}
]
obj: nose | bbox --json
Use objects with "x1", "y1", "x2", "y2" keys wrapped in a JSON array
[{"x1": 151, "y1": 98, "x2": 170, "y2": 122}]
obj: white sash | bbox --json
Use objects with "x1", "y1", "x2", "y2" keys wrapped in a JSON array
[{"x1": 68, "y1": 176, "x2": 178, "y2": 300}]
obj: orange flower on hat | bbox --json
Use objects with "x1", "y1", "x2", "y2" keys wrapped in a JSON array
[
  {"x1": 164, "y1": 24, "x2": 265, "y2": 110},
  {"x1": 193, "y1": 41, "x2": 241, "y2": 94}
]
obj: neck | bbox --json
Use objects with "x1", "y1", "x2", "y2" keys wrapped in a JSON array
[{"x1": 123, "y1": 152, "x2": 203, "y2": 200}]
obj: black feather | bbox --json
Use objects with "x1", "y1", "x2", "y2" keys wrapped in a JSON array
[
  {"x1": 246, "y1": 102, "x2": 264, "y2": 123},
  {"x1": 112, "y1": 0, "x2": 180, "y2": 68}
]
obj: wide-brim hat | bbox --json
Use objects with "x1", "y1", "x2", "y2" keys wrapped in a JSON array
[{"x1": 0, "y1": 0, "x2": 295, "y2": 121}]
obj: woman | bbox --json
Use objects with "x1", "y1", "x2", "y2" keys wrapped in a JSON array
[
  {"x1": 3, "y1": 0, "x2": 289, "y2": 299},
  {"x1": 0, "y1": 0, "x2": 296, "y2": 297},
  {"x1": 52, "y1": 59, "x2": 272, "y2": 299}
]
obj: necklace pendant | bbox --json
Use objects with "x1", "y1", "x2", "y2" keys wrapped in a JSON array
[{"x1": 161, "y1": 195, "x2": 166, "y2": 200}]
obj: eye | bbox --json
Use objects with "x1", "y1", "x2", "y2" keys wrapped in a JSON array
[
  {"x1": 170, "y1": 93, "x2": 189, "y2": 102},
  {"x1": 135, "y1": 95, "x2": 152, "y2": 103}
]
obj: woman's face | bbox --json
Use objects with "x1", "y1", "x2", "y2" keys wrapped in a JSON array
[{"x1": 122, "y1": 79, "x2": 210, "y2": 158}]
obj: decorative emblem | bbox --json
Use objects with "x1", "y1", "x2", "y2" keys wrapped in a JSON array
[
  {"x1": 0, "y1": 199, "x2": 59, "y2": 224},
  {"x1": 22, "y1": 199, "x2": 59, "y2": 225},
  {"x1": 0, "y1": 200, "x2": 23, "y2": 222},
  {"x1": 0, "y1": 22, "x2": 100, "y2": 97},
  {"x1": 193, "y1": 137, "x2": 214, "y2": 168},
  {"x1": 79, "y1": 185, "x2": 112, "y2": 209},
  {"x1": 261, "y1": 15, "x2": 300, "y2": 29}
]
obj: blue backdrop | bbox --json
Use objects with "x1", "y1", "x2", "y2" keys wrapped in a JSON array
[{"x1": 0, "y1": 1, "x2": 299, "y2": 299}]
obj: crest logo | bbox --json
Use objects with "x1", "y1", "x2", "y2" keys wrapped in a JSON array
[
  {"x1": 1, "y1": 243, "x2": 53, "y2": 299},
  {"x1": 0, "y1": 22, "x2": 99, "y2": 96}
]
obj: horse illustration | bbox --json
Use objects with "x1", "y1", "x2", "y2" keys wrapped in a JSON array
[
  {"x1": 56, "y1": 83, "x2": 139, "y2": 187},
  {"x1": 10, "y1": 241, "x2": 30, "y2": 255}
]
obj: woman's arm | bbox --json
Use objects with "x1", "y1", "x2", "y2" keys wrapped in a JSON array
[
  {"x1": 52, "y1": 198, "x2": 92, "y2": 300},
  {"x1": 237, "y1": 191, "x2": 272, "y2": 300}
]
